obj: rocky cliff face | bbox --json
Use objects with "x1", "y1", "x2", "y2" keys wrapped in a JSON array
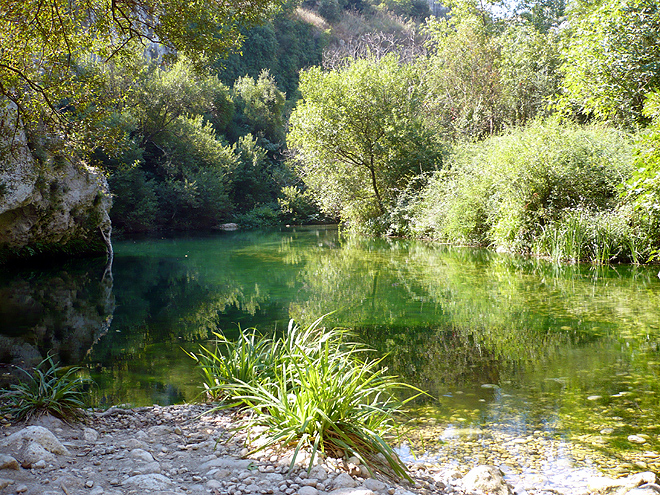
[{"x1": 0, "y1": 101, "x2": 112, "y2": 262}]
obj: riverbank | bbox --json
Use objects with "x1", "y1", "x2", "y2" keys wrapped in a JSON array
[{"x1": 0, "y1": 404, "x2": 657, "y2": 495}]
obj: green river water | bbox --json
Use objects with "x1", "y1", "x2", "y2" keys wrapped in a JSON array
[{"x1": 2, "y1": 226, "x2": 660, "y2": 492}]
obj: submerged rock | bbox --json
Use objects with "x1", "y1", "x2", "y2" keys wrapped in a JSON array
[{"x1": 461, "y1": 465, "x2": 514, "y2": 495}]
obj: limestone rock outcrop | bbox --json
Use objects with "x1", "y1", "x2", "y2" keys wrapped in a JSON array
[{"x1": 0, "y1": 100, "x2": 112, "y2": 262}]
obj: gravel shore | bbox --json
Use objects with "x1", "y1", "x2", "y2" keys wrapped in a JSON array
[{"x1": 0, "y1": 404, "x2": 657, "y2": 495}]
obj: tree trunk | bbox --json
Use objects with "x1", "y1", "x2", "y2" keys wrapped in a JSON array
[{"x1": 369, "y1": 155, "x2": 385, "y2": 215}]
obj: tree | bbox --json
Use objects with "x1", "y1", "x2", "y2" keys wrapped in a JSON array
[
  {"x1": 622, "y1": 91, "x2": 660, "y2": 256},
  {"x1": 0, "y1": 0, "x2": 281, "y2": 154},
  {"x1": 422, "y1": 17, "x2": 504, "y2": 139},
  {"x1": 560, "y1": 0, "x2": 660, "y2": 125},
  {"x1": 498, "y1": 22, "x2": 561, "y2": 126},
  {"x1": 288, "y1": 54, "x2": 442, "y2": 230},
  {"x1": 128, "y1": 59, "x2": 231, "y2": 147},
  {"x1": 514, "y1": 0, "x2": 566, "y2": 32},
  {"x1": 232, "y1": 70, "x2": 286, "y2": 144}
]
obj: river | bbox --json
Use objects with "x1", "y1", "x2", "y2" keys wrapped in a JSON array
[{"x1": 2, "y1": 225, "x2": 660, "y2": 493}]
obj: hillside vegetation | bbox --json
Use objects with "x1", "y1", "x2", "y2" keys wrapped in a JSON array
[{"x1": 3, "y1": 0, "x2": 660, "y2": 264}]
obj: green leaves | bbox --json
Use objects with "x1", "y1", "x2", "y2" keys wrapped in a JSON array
[
  {"x1": 410, "y1": 120, "x2": 641, "y2": 261},
  {"x1": 289, "y1": 54, "x2": 442, "y2": 231},
  {"x1": 189, "y1": 317, "x2": 421, "y2": 480},
  {"x1": 0, "y1": 0, "x2": 281, "y2": 156},
  {"x1": 0, "y1": 356, "x2": 90, "y2": 422},
  {"x1": 233, "y1": 70, "x2": 286, "y2": 144},
  {"x1": 559, "y1": 0, "x2": 660, "y2": 125}
]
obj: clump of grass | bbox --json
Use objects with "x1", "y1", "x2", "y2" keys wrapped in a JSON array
[
  {"x1": 188, "y1": 317, "x2": 420, "y2": 480},
  {"x1": 533, "y1": 207, "x2": 650, "y2": 264},
  {"x1": 0, "y1": 356, "x2": 89, "y2": 422},
  {"x1": 186, "y1": 328, "x2": 280, "y2": 403}
]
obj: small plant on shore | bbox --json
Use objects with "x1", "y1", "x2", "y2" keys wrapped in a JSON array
[
  {"x1": 0, "y1": 356, "x2": 89, "y2": 422},
  {"x1": 190, "y1": 317, "x2": 420, "y2": 480},
  {"x1": 186, "y1": 328, "x2": 280, "y2": 402}
]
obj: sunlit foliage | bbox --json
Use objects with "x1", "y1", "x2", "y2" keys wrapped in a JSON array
[
  {"x1": 560, "y1": 0, "x2": 660, "y2": 125},
  {"x1": 289, "y1": 54, "x2": 442, "y2": 231},
  {"x1": 0, "y1": 0, "x2": 281, "y2": 155}
]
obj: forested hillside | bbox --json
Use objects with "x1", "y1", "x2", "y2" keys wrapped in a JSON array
[
  {"x1": 102, "y1": 0, "x2": 432, "y2": 235},
  {"x1": 2, "y1": 0, "x2": 659, "y2": 263}
]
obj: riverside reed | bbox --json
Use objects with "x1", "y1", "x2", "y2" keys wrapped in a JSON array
[
  {"x1": 186, "y1": 317, "x2": 421, "y2": 480},
  {"x1": 0, "y1": 356, "x2": 88, "y2": 422}
]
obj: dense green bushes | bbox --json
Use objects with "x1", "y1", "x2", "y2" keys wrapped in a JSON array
[
  {"x1": 86, "y1": 0, "x2": 660, "y2": 264},
  {"x1": 102, "y1": 57, "x2": 310, "y2": 234},
  {"x1": 621, "y1": 91, "x2": 660, "y2": 260},
  {"x1": 407, "y1": 121, "x2": 658, "y2": 263}
]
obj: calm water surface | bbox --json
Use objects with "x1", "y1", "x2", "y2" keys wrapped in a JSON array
[{"x1": 2, "y1": 226, "x2": 660, "y2": 492}]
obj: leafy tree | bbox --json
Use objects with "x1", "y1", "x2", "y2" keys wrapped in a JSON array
[
  {"x1": 375, "y1": 0, "x2": 431, "y2": 20},
  {"x1": 623, "y1": 92, "x2": 660, "y2": 256},
  {"x1": 130, "y1": 60, "x2": 230, "y2": 147},
  {"x1": 560, "y1": 0, "x2": 660, "y2": 125},
  {"x1": 108, "y1": 166, "x2": 159, "y2": 233},
  {"x1": 422, "y1": 16, "x2": 561, "y2": 139},
  {"x1": 229, "y1": 135, "x2": 278, "y2": 212},
  {"x1": 289, "y1": 54, "x2": 442, "y2": 230},
  {"x1": 0, "y1": 0, "x2": 281, "y2": 155},
  {"x1": 423, "y1": 17, "x2": 504, "y2": 139},
  {"x1": 216, "y1": 13, "x2": 325, "y2": 98},
  {"x1": 514, "y1": 0, "x2": 566, "y2": 32},
  {"x1": 103, "y1": 60, "x2": 239, "y2": 232},
  {"x1": 498, "y1": 22, "x2": 561, "y2": 125},
  {"x1": 232, "y1": 70, "x2": 287, "y2": 144}
]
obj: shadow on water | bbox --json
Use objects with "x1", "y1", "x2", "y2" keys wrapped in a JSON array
[{"x1": 0, "y1": 257, "x2": 114, "y2": 387}]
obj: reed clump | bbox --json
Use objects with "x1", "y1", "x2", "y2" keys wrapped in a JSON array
[{"x1": 187, "y1": 316, "x2": 419, "y2": 480}]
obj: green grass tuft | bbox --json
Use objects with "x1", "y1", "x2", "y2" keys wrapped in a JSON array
[
  {"x1": 187, "y1": 316, "x2": 421, "y2": 480},
  {"x1": 0, "y1": 356, "x2": 90, "y2": 422}
]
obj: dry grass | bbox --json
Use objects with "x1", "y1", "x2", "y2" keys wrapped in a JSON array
[{"x1": 295, "y1": 7, "x2": 330, "y2": 31}]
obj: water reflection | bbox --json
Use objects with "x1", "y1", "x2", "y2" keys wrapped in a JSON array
[
  {"x1": 2, "y1": 227, "x2": 660, "y2": 488},
  {"x1": 0, "y1": 258, "x2": 114, "y2": 386}
]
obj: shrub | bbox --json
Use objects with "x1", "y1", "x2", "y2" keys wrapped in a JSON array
[
  {"x1": 278, "y1": 186, "x2": 322, "y2": 224},
  {"x1": 411, "y1": 121, "x2": 636, "y2": 259},
  {"x1": 233, "y1": 204, "x2": 282, "y2": 229},
  {"x1": 533, "y1": 207, "x2": 649, "y2": 263},
  {"x1": 0, "y1": 356, "x2": 89, "y2": 422},
  {"x1": 229, "y1": 135, "x2": 278, "y2": 213},
  {"x1": 188, "y1": 318, "x2": 419, "y2": 480},
  {"x1": 621, "y1": 91, "x2": 660, "y2": 260},
  {"x1": 109, "y1": 165, "x2": 159, "y2": 233},
  {"x1": 186, "y1": 329, "x2": 280, "y2": 402}
]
